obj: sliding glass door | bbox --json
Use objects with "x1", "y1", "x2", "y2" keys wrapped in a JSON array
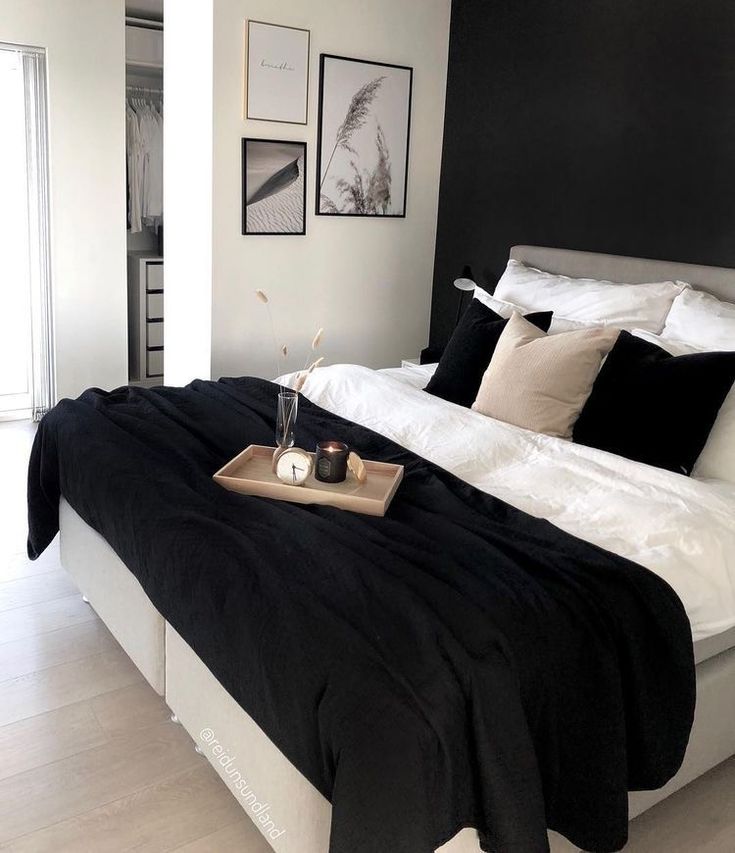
[{"x1": 0, "y1": 44, "x2": 53, "y2": 420}]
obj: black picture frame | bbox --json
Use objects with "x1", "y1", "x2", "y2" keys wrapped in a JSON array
[
  {"x1": 241, "y1": 138, "x2": 307, "y2": 236},
  {"x1": 316, "y1": 53, "x2": 413, "y2": 218}
]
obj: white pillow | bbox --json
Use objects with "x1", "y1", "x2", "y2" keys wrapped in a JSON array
[
  {"x1": 472, "y1": 287, "x2": 517, "y2": 317},
  {"x1": 494, "y1": 259, "x2": 688, "y2": 333},
  {"x1": 630, "y1": 329, "x2": 735, "y2": 484},
  {"x1": 661, "y1": 288, "x2": 735, "y2": 350},
  {"x1": 474, "y1": 285, "x2": 615, "y2": 335},
  {"x1": 628, "y1": 328, "x2": 701, "y2": 355},
  {"x1": 698, "y1": 391, "x2": 735, "y2": 484},
  {"x1": 546, "y1": 315, "x2": 607, "y2": 335}
]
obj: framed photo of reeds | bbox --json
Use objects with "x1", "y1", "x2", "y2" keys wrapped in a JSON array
[
  {"x1": 242, "y1": 138, "x2": 307, "y2": 235},
  {"x1": 316, "y1": 54, "x2": 413, "y2": 217}
]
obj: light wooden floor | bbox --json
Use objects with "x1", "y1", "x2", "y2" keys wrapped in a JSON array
[
  {"x1": 0, "y1": 420, "x2": 271, "y2": 853},
  {"x1": 1, "y1": 419, "x2": 734, "y2": 852}
]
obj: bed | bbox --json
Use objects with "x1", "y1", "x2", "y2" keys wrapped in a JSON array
[{"x1": 29, "y1": 246, "x2": 735, "y2": 853}]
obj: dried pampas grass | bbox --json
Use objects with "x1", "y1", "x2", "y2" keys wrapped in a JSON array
[
  {"x1": 293, "y1": 357, "x2": 325, "y2": 393},
  {"x1": 254, "y1": 290, "x2": 328, "y2": 395},
  {"x1": 254, "y1": 288, "x2": 283, "y2": 385},
  {"x1": 320, "y1": 76, "x2": 386, "y2": 193}
]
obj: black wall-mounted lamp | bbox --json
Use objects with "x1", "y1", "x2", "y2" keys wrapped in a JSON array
[
  {"x1": 453, "y1": 264, "x2": 475, "y2": 328},
  {"x1": 419, "y1": 265, "x2": 477, "y2": 364}
]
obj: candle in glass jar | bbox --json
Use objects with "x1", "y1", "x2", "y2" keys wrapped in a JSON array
[{"x1": 315, "y1": 441, "x2": 349, "y2": 483}]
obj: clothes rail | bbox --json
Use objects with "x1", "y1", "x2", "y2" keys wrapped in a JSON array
[{"x1": 126, "y1": 87, "x2": 163, "y2": 233}]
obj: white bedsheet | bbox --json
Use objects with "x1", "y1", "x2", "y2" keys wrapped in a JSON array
[{"x1": 282, "y1": 362, "x2": 735, "y2": 642}]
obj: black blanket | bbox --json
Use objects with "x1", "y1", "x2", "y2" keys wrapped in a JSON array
[{"x1": 27, "y1": 377, "x2": 695, "y2": 853}]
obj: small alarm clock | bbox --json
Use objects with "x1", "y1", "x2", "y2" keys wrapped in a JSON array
[{"x1": 274, "y1": 447, "x2": 313, "y2": 486}]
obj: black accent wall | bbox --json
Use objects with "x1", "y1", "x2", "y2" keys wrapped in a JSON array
[{"x1": 429, "y1": 0, "x2": 735, "y2": 351}]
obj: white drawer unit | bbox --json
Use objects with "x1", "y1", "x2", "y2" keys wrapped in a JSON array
[
  {"x1": 147, "y1": 320, "x2": 164, "y2": 348},
  {"x1": 146, "y1": 292, "x2": 164, "y2": 319},
  {"x1": 127, "y1": 252, "x2": 164, "y2": 383},
  {"x1": 146, "y1": 349, "x2": 164, "y2": 378},
  {"x1": 147, "y1": 262, "x2": 163, "y2": 291}
]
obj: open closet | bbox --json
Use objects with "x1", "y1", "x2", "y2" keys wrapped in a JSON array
[{"x1": 125, "y1": 9, "x2": 164, "y2": 385}]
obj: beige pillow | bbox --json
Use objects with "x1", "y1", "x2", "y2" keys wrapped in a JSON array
[{"x1": 472, "y1": 312, "x2": 620, "y2": 438}]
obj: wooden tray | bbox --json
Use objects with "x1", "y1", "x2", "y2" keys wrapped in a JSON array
[{"x1": 213, "y1": 445, "x2": 404, "y2": 517}]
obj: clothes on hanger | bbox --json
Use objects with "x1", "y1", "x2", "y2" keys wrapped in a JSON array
[{"x1": 126, "y1": 89, "x2": 163, "y2": 233}]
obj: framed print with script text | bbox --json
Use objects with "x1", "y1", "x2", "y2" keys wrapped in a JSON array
[{"x1": 246, "y1": 21, "x2": 310, "y2": 124}]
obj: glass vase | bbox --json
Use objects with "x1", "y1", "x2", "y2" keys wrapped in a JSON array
[{"x1": 276, "y1": 390, "x2": 298, "y2": 448}]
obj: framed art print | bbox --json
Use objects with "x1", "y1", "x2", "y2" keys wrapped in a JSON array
[
  {"x1": 246, "y1": 21, "x2": 310, "y2": 124},
  {"x1": 316, "y1": 54, "x2": 413, "y2": 217},
  {"x1": 242, "y1": 138, "x2": 307, "y2": 235}
]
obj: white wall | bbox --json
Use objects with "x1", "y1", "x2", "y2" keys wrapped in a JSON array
[
  {"x1": 165, "y1": 0, "x2": 450, "y2": 384},
  {"x1": 1, "y1": 0, "x2": 128, "y2": 400},
  {"x1": 163, "y1": 0, "x2": 214, "y2": 385},
  {"x1": 212, "y1": 0, "x2": 450, "y2": 379}
]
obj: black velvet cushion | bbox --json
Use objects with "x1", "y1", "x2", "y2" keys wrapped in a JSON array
[
  {"x1": 573, "y1": 331, "x2": 735, "y2": 475},
  {"x1": 425, "y1": 301, "x2": 553, "y2": 407}
]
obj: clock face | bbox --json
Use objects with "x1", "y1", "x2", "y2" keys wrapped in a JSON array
[{"x1": 275, "y1": 448, "x2": 313, "y2": 486}]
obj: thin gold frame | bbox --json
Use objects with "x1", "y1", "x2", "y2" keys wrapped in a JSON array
[{"x1": 244, "y1": 20, "x2": 310, "y2": 125}]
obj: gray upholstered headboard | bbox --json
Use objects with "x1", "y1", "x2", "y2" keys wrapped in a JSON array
[{"x1": 510, "y1": 245, "x2": 735, "y2": 303}]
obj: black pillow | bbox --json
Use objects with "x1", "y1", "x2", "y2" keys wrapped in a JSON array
[
  {"x1": 425, "y1": 301, "x2": 553, "y2": 407},
  {"x1": 573, "y1": 331, "x2": 735, "y2": 475}
]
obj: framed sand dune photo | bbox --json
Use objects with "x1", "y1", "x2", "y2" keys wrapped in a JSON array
[
  {"x1": 246, "y1": 21, "x2": 310, "y2": 124},
  {"x1": 242, "y1": 138, "x2": 307, "y2": 235},
  {"x1": 317, "y1": 54, "x2": 413, "y2": 218}
]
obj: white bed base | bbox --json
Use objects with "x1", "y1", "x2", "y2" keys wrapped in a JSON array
[{"x1": 60, "y1": 500, "x2": 735, "y2": 853}]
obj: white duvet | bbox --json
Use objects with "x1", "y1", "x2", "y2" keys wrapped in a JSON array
[{"x1": 285, "y1": 362, "x2": 735, "y2": 643}]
